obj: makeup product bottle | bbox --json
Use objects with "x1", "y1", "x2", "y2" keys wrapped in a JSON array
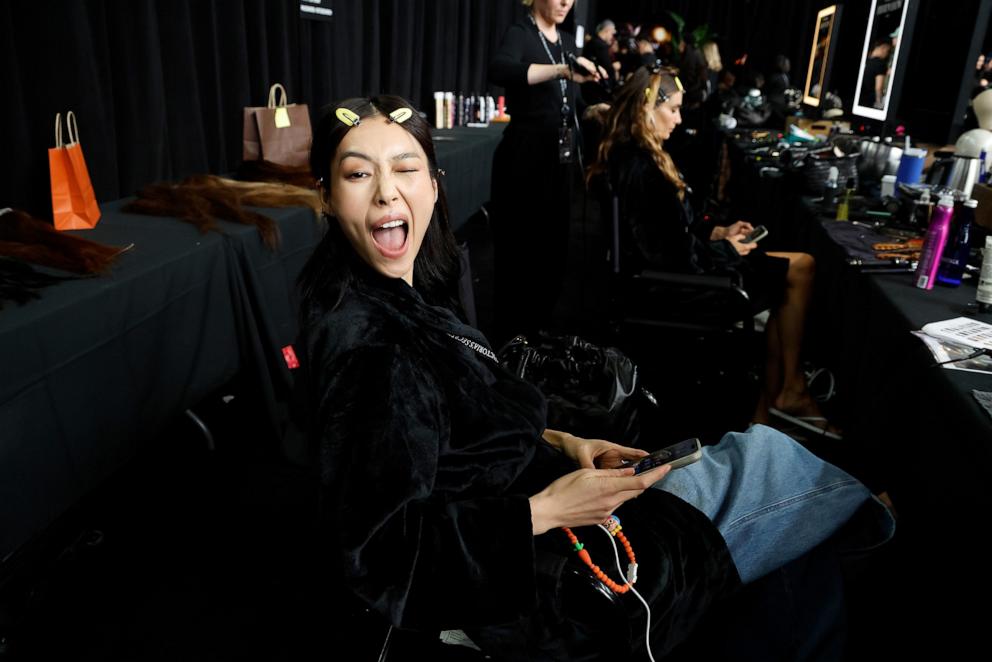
[
  {"x1": 978, "y1": 236, "x2": 992, "y2": 312},
  {"x1": 835, "y1": 177, "x2": 855, "y2": 221},
  {"x1": 914, "y1": 194, "x2": 955, "y2": 290},
  {"x1": 936, "y1": 199, "x2": 976, "y2": 287},
  {"x1": 445, "y1": 92, "x2": 454, "y2": 129},
  {"x1": 434, "y1": 91, "x2": 444, "y2": 130}
]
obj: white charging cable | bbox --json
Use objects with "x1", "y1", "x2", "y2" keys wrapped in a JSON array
[{"x1": 597, "y1": 524, "x2": 655, "y2": 662}]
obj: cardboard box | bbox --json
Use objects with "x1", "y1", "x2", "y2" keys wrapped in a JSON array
[
  {"x1": 784, "y1": 116, "x2": 852, "y2": 138},
  {"x1": 971, "y1": 183, "x2": 992, "y2": 230}
]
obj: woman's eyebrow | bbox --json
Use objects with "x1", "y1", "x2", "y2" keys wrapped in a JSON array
[
  {"x1": 338, "y1": 151, "x2": 422, "y2": 164},
  {"x1": 338, "y1": 150, "x2": 373, "y2": 165}
]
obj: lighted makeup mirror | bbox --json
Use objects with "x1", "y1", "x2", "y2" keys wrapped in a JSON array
[
  {"x1": 852, "y1": 0, "x2": 918, "y2": 121},
  {"x1": 802, "y1": 5, "x2": 842, "y2": 108}
]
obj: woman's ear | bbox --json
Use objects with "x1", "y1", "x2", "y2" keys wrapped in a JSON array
[
  {"x1": 432, "y1": 177, "x2": 438, "y2": 204},
  {"x1": 319, "y1": 183, "x2": 335, "y2": 216}
]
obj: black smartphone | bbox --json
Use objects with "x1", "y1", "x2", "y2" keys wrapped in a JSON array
[
  {"x1": 630, "y1": 438, "x2": 702, "y2": 474},
  {"x1": 741, "y1": 225, "x2": 768, "y2": 243}
]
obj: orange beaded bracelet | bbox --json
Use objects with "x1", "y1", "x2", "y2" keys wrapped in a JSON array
[{"x1": 562, "y1": 515, "x2": 638, "y2": 594}]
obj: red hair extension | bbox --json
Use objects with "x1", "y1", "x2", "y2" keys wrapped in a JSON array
[{"x1": 0, "y1": 209, "x2": 126, "y2": 274}]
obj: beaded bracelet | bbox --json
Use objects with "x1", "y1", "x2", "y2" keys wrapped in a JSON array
[{"x1": 562, "y1": 515, "x2": 638, "y2": 594}]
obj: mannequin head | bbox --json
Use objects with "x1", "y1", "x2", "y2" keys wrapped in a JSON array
[{"x1": 973, "y1": 88, "x2": 992, "y2": 130}]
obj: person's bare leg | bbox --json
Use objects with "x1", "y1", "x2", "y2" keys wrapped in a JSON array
[{"x1": 766, "y1": 252, "x2": 818, "y2": 414}]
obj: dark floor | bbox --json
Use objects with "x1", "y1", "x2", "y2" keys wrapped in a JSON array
[{"x1": 0, "y1": 178, "x2": 967, "y2": 660}]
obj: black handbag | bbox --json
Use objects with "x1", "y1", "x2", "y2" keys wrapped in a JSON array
[{"x1": 497, "y1": 332, "x2": 656, "y2": 445}]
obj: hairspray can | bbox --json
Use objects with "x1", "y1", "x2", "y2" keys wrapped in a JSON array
[
  {"x1": 978, "y1": 236, "x2": 992, "y2": 312},
  {"x1": 914, "y1": 194, "x2": 955, "y2": 290}
]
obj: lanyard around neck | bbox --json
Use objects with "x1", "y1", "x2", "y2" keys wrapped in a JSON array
[{"x1": 528, "y1": 13, "x2": 569, "y2": 120}]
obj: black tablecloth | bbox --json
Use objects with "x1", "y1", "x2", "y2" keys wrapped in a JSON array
[
  {"x1": 432, "y1": 125, "x2": 505, "y2": 232},
  {"x1": 0, "y1": 201, "x2": 324, "y2": 563}
]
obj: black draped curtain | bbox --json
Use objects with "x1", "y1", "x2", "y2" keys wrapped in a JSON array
[{"x1": 0, "y1": 0, "x2": 526, "y2": 219}]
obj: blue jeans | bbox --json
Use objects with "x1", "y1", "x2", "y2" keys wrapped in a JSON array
[{"x1": 653, "y1": 424, "x2": 895, "y2": 584}]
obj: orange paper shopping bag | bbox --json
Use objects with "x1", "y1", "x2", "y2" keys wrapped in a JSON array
[{"x1": 48, "y1": 111, "x2": 101, "y2": 230}]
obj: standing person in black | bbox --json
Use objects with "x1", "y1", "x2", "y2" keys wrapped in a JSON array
[
  {"x1": 488, "y1": 0, "x2": 602, "y2": 345},
  {"x1": 581, "y1": 19, "x2": 617, "y2": 105}
]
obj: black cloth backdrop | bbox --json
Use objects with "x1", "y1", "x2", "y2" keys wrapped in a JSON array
[
  {"x1": 2, "y1": 1, "x2": 968, "y2": 223},
  {"x1": 0, "y1": 0, "x2": 531, "y2": 220}
]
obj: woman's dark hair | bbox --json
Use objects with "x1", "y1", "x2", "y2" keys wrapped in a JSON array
[{"x1": 298, "y1": 95, "x2": 462, "y2": 317}]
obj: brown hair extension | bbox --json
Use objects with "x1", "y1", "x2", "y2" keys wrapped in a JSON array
[
  {"x1": 0, "y1": 209, "x2": 126, "y2": 274},
  {"x1": 214, "y1": 178, "x2": 322, "y2": 215},
  {"x1": 124, "y1": 175, "x2": 277, "y2": 248},
  {"x1": 237, "y1": 159, "x2": 317, "y2": 189},
  {"x1": 587, "y1": 66, "x2": 687, "y2": 200}
]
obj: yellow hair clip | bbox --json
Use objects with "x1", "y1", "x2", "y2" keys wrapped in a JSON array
[
  {"x1": 388, "y1": 108, "x2": 413, "y2": 124},
  {"x1": 674, "y1": 76, "x2": 685, "y2": 93},
  {"x1": 644, "y1": 86, "x2": 657, "y2": 105},
  {"x1": 335, "y1": 108, "x2": 361, "y2": 127}
]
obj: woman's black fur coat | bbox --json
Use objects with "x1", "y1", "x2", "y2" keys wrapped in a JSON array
[{"x1": 298, "y1": 266, "x2": 740, "y2": 660}]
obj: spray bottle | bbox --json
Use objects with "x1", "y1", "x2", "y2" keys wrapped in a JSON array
[
  {"x1": 978, "y1": 236, "x2": 992, "y2": 313},
  {"x1": 914, "y1": 194, "x2": 955, "y2": 290}
]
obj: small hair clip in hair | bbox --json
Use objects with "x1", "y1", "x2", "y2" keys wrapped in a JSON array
[
  {"x1": 436, "y1": 168, "x2": 446, "y2": 177},
  {"x1": 674, "y1": 76, "x2": 685, "y2": 93},
  {"x1": 388, "y1": 108, "x2": 413, "y2": 124},
  {"x1": 335, "y1": 108, "x2": 361, "y2": 127}
]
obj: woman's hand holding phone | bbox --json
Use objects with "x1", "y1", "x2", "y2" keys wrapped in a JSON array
[
  {"x1": 711, "y1": 220, "x2": 754, "y2": 241},
  {"x1": 727, "y1": 234, "x2": 757, "y2": 255},
  {"x1": 529, "y1": 465, "x2": 671, "y2": 535}
]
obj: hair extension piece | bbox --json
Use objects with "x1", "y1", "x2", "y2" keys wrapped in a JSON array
[
  {"x1": 211, "y1": 178, "x2": 322, "y2": 216},
  {"x1": 124, "y1": 175, "x2": 279, "y2": 249},
  {"x1": 237, "y1": 159, "x2": 317, "y2": 189},
  {"x1": 0, "y1": 209, "x2": 127, "y2": 274},
  {"x1": 0, "y1": 256, "x2": 76, "y2": 310},
  {"x1": 123, "y1": 175, "x2": 321, "y2": 250}
]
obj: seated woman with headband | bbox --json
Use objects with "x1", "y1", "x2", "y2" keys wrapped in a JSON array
[
  {"x1": 590, "y1": 65, "x2": 838, "y2": 439},
  {"x1": 296, "y1": 95, "x2": 893, "y2": 659}
]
